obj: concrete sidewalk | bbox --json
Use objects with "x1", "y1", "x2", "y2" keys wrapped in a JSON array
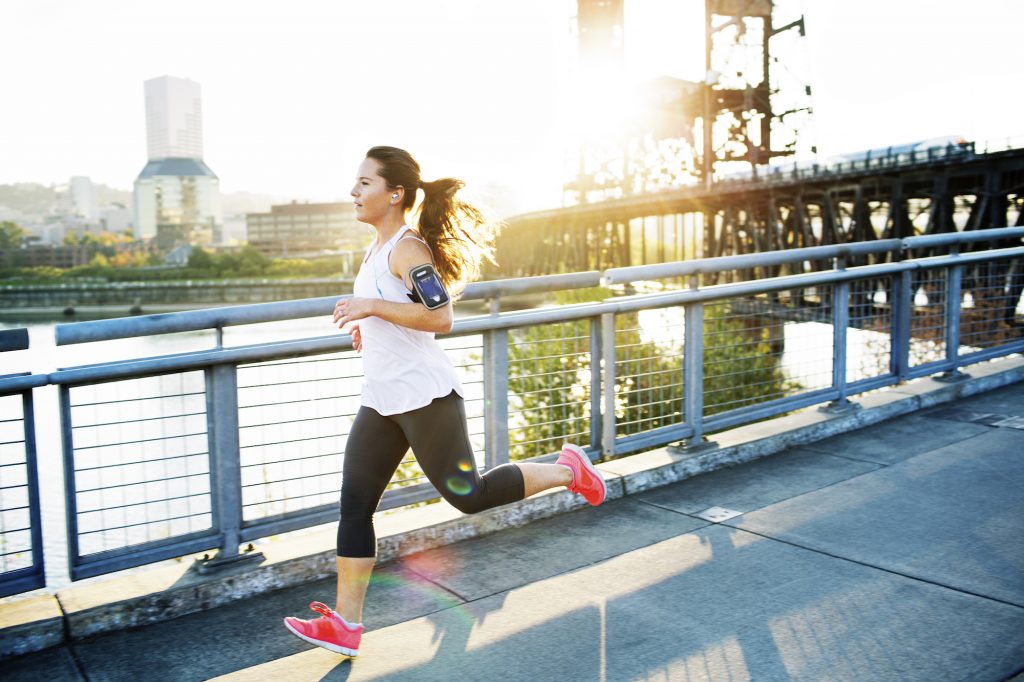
[{"x1": 6, "y1": 381, "x2": 1024, "y2": 681}]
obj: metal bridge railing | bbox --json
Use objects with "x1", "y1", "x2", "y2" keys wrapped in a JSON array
[
  {"x1": 3, "y1": 228, "x2": 1023, "y2": 589},
  {"x1": 718, "y1": 136, "x2": 1024, "y2": 188}
]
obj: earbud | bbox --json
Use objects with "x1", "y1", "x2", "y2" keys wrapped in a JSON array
[{"x1": 391, "y1": 193, "x2": 399, "y2": 203}]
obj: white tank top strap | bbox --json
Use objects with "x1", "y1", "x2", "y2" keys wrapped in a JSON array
[{"x1": 387, "y1": 227, "x2": 434, "y2": 270}]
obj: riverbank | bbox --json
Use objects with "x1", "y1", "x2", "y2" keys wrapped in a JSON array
[{"x1": 0, "y1": 278, "x2": 356, "y2": 311}]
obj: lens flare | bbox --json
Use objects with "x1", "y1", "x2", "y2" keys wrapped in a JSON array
[
  {"x1": 445, "y1": 476, "x2": 473, "y2": 496},
  {"x1": 456, "y1": 460, "x2": 473, "y2": 473}
]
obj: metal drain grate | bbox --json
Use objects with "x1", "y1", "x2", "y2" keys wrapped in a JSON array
[{"x1": 696, "y1": 506, "x2": 743, "y2": 523}]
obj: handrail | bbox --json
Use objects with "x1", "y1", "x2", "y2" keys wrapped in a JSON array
[
  {"x1": 53, "y1": 271, "x2": 602, "y2": 346},
  {"x1": 603, "y1": 240, "x2": 901, "y2": 284},
  {"x1": 45, "y1": 242, "x2": 1024, "y2": 386},
  {"x1": 604, "y1": 228, "x2": 1024, "y2": 284},
  {"x1": 902, "y1": 227, "x2": 1024, "y2": 249},
  {"x1": 54, "y1": 228, "x2": 1023, "y2": 346},
  {"x1": 0, "y1": 372, "x2": 47, "y2": 393},
  {"x1": 0, "y1": 328, "x2": 29, "y2": 352}
]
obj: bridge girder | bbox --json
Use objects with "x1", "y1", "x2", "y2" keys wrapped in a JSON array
[{"x1": 495, "y1": 147, "x2": 1024, "y2": 281}]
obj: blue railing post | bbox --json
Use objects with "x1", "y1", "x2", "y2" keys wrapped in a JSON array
[
  {"x1": 892, "y1": 269, "x2": 913, "y2": 381},
  {"x1": 20, "y1": 391, "x2": 45, "y2": 592},
  {"x1": 0, "y1": 385, "x2": 46, "y2": 597},
  {"x1": 0, "y1": 330, "x2": 47, "y2": 596},
  {"x1": 589, "y1": 317, "x2": 603, "y2": 454},
  {"x1": 59, "y1": 384, "x2": 82, "y2": 580},
  {"x1": 483, "y1": 327, "x2": 510, "y2": 469},
  {"x1": 670, "y1": 273, "x2": 715, "y2": 454},
  {"x1": 822, "y1": 277, "x2": 855, "y2": 412},
  {"x1": 600, "y1": 312, "x2": 617, "y2": 457},
  {"x1": 676, "y1": 299, "x2": 712, "y2": 451},
  {"x1": 938, "y1": 255, "x2": 968, "y2": 382},
  {"x1": 197, "y1": 363, "x2": 263, "y2": 573}
]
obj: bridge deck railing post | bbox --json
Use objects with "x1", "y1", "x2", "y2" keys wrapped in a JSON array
[
  {"x1": 892, "y1": 270, "x2": 913, "y2": 381},
  {"x1": 939, "y1": 254, "x2": 967, "y2": 382},
  {"x1": 589, "y1": 317, "x2": 603, "y2": 454},
  {"x1": 822, "y1": 277, "x2": 853, "y2": 413},
  {"x1": 600, "y1": 312, "x2": 617, "y2": 458},
  {"x1": 483, "y1": 326, "x2": 510, "y2": 470},
  {"x1": 682, "y1": 301, "x2": 706, "y2": 447},
  {"x1": 195, "y1": 363, "x2": 264, "y2": 573}
]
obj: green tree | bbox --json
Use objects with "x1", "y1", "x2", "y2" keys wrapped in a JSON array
[
  {"x1": 187, "y1": 247, "x2": 215, "y2": 270},
  {"x1": 232, "y1": 246, "x2": 270, "y2": 277},
  {"x1": 0, "y1": 220, "x2": 26, "y2": 249}
]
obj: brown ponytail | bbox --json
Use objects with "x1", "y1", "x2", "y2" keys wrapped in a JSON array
[
  {"x1": 417, "y1": 178, "x2": 498, "y2": 296},
  {"x1": 365, "y1": 146, "x2": 500, "y2": 297}
]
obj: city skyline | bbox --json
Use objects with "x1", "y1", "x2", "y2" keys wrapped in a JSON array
[{"x1": 2, "y1": 0, "x2": 1021, "y2": 213}]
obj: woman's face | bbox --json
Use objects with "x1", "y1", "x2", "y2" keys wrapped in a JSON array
[{"x1": 350, "y1": 157, "x2": 394, "y2": 225}]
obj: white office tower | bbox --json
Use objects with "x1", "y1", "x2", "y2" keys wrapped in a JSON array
[
  {"x1": 133, "y1": 75, "x2": 222, "y2": 248},
  {"x1": 70, "y1": 176, "x2": 97, "y2": 221},
  {"x1": 144, "y1": 76, "x2": 203, "y2": 161}
]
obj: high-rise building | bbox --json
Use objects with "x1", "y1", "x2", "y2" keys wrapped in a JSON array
[
  {"x1": 133, "y1": 75, "x2": 222, "y2": 249},
  {"x1": 70, "y1": 176, "x2": 97, "y2": 221},
  {"x1": 144, "y1": 76, "x2": 204, "y2": 161}
]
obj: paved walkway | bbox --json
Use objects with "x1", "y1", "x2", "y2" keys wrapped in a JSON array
[{"x1": 8, "y1": 382, "x2": 1024, "y2": 681}]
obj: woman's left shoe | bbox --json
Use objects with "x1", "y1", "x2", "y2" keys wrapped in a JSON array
[
  {"x1": 283, "y1": 601, "x2": 363, "y2": 656},
  {"x1": 557, "y1": 443, "x2": 607, "y2": 506}
]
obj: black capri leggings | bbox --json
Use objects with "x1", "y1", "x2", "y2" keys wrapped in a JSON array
[{"x1": 338, "y1": 391, "x2": 525, "y2": 557}]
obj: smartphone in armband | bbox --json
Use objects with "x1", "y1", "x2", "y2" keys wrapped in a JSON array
[{"x1": 409, "y1": 264, "x2": 450, "y2": 310}]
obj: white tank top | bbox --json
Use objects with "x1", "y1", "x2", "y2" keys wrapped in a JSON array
[{"x1": 352, "y1": 225, "x2": 463, "y2": 415}]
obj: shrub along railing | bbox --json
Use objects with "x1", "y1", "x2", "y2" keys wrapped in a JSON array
[{"x1": 1, "y1": 227, "x2": 1022, "y2": 593}]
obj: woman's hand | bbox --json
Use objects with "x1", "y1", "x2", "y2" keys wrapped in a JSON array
[
  {"x1": 350, "y1": 324, "x2": 362, "y2": 352},
  {"x1": 333, "y1": 297, "x2": 376, "y2": 331}
]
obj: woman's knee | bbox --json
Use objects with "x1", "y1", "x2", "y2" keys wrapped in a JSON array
[{"x1": 444, "y1": 489, "x2": 489, "y2": 515}]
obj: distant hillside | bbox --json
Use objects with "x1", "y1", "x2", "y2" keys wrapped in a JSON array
[
  {"x1": 0, "y1": 182, "x2": 302, "y2": 220},
  {"x1": 0, "y1": 183, "x2": 62, "y2": 215},
  {"x1": 95, "y1": 185, "x2": 132, "y2": 206}
]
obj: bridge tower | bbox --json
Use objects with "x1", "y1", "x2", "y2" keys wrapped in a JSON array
[
  {"x1": 700, "y1": 0, "x2": 810, "y2": 181},
  {"x1": 570, "y1": 0, "x2": 626, "y2": 206},
  {"x1": 568, "y1": 0, "x2": 810, "y2": 204},
  {"x1": 502, "y1": 3, "x2": 1021, "y2": 282}
]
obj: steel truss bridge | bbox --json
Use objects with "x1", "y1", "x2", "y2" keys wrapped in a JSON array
[{"x1": 496, "y1": 140, "x2": 1024, "y2": 280}]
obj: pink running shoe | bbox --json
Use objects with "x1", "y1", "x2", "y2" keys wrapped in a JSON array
[
  {"x1": 557, "y1": 443, "x2": 606, "y2": 506},
  {"x1": 283, "y1": 601, "x2": 363, "y2": 656}
]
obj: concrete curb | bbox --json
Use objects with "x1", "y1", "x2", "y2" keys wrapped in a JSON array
[{"x1": 2, "y1": 355, "x2": 1021, "y2": 659}]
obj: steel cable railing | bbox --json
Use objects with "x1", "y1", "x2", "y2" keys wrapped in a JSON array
[{"x1": 1, "y1": 229, "x2": 1021, "y2": 590}]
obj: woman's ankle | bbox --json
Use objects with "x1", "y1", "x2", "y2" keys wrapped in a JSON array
[{"x1": 333, "y1": 606, "x2": 362, "y2": 627}]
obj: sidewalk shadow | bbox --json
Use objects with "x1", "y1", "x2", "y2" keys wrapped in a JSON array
[{"x1": 311, "y1": 457, "x2": 1024, "y2": 681}]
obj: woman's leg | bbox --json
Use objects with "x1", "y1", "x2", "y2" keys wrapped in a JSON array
[
  {"x1": 335, "y1": 556, "x2": 376, "y2": 625},
  {"x1": 336, "y1": 406, "x2": 409, "y2": 623},
  {"x1": 396, "y1": 392, "x2": 573, "y2": 512},
  {"x1": 517, "y1": 461, "x2": 573, "y2": 497}
]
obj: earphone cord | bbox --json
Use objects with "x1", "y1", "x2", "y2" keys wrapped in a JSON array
[{"x1": 367, "y1": 201, "x2": 396, "y2": 299}]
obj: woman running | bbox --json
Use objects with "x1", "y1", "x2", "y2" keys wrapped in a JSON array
[{"x1": 283, "y1": 146, "x2": 606, "y2": 657}]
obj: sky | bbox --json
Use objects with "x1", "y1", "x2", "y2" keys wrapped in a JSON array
[{"x1": 1, "y1": 0, "x2": 1021, "y2": 213}]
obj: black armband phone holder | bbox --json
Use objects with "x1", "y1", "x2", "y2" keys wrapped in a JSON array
[{"x1": 408, "y1": 263, "x2": 450, "y2": 310}]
